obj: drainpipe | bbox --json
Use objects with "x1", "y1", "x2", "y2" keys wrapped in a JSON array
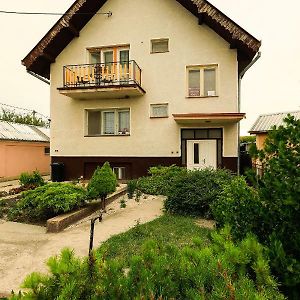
[
  {"x1": 27, "y1": 71, "x2": 50, "y2": 85},
  {"x1": 237, "y1": 51, "x2": 261, "y2": 175}
]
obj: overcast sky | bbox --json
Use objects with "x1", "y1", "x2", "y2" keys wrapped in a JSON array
[{"x1": 0, "y1": 0, "x2": 299, "y2": 135}]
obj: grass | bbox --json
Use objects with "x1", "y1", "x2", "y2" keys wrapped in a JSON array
[{"x1": 96, "y1": 214, "x2": 212, "y2": 262}]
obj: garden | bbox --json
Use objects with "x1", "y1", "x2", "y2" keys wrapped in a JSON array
[
  {"x1": 0, "y1": 161, "x2": 120, "y2": 227},
  {"x1": 2, "y1": 116, "x2": 299, "y2": 299}
]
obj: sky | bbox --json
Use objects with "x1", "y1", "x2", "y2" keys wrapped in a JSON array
[{"x1": 0, "y1": 0, "x2": 299, "y2": 135}]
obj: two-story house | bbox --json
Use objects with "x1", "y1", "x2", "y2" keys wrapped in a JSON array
[{"x1": 22, "y1": 0, "x2": 261, "y2": 180}]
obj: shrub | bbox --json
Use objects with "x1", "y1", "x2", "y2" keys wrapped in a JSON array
[
  {"x1": 249, "y1": 115, "x2": 300, "y2": 298},
  {"x1": 12, "y1": 228, "x2": 284, "y2": 300},
  {"x1": 137, "y1": 165, "x2": 187, "y2": 195},
  {"x1": 87, "y1": 162, "x2": 117, "y2": 202},
  {"x1": 8, "y1": 183, "x2": 87, "y2": 221},
  {"x1": 19, "y1": 171, "x2": 44, "y2": 187},
  {"x1": 164, "y1": 168, "x2": 233, "y2": 217},
  {"x1": 127, "y1": 179, "x2": 137, "y2": 199},
  {"x1": 211, "y1": 176, "x2": 262, "y2": 240}
]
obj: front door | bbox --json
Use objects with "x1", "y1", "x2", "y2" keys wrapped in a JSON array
[{"x1": 187, "y1": 140, "x2": 217, "y2": 170}]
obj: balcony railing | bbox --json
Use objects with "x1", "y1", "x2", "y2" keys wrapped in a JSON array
[{"x1": 63, "y1": 60, "x2": 142, "y2": 88}]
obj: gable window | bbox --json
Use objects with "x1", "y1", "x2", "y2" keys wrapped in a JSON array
[
  {"x1": 150, "y1": 103, "x2": 169, "y2": 118},
  {"x1": 151, "y1": 39, "x2": 169, "y2": 53},
  {"x1": 187, "y1": 65, "x2": 217, "y2": 97},
  {"x1": 87, "y1": 109, "x2": 130, "y2": 136}
]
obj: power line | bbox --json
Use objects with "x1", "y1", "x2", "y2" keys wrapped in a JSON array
[{"x1": 0, "y1": 10, "x2": 112, "y2": 17}]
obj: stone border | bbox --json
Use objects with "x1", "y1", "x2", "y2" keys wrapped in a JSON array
[{"x1": 46, "y1": 187, "x2": 127, "y2": 233}]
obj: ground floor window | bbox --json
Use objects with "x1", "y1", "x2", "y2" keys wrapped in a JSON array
[{"x1": 87, "y1": 109, "x2": 130, "y2": 136}]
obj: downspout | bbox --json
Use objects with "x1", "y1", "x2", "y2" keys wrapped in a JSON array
[
  {"x1": 237, "y1": 51, "x2": 261, "y2": 175},
  {"x1": 27, "y1": 71, "x2": 50, "y2": 85}
]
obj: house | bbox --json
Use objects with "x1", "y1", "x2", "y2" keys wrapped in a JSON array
[
  {"x1": 249, "y1": 111, "x2": 300, "y2": 175},
  {"x1": 0, "y1": 121, "x2": 50, "y2": 181},
  {"x1": 249, "y1": 111, "x2": 300, "y2": 150},
  {"x1": 22, "y1": 0, "x2": 261, "y2": 180}
]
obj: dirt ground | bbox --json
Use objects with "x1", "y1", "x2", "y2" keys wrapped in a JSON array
[{"x1": 0, "y1": 194, "x2": 164, "y2": 294}]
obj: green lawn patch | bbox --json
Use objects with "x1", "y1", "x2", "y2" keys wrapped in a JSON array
[{"x1": 96, "y1": 214, "x2": 212, "y2": 262}]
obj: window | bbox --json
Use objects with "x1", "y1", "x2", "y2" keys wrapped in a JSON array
[
  {"x1": 88, "y1": 46, "x2": 130, "y2": 64},
  {"x1": 44, "y1": 147, "x2": 50, "y2": 155},
  {"x1": 187, "y1": 65, "x2": 217, "y2": 97},
  {"x1": 151, "y1": 39, "x2": 169, "y2": 53},
  {"x1": 87, "y1": 109, "x2": 130, "y2": 136},
  {"x1": 113, "y1": 167, "x2": 126, "y2": 180},
  {"x1": 150, "y1": 103, "x2": 169, "y2": 118}
]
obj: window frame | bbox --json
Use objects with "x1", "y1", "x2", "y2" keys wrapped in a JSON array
[
  {"x1": 85, "y1": 108, "x2": 131, "y2": 137},
  {"x1": 186, "y1": 64, "x2": 218, "y2": 98},
  {"x1": 150, "y1": 103, "x2": 169, "y2": 118},
  {"x1": 151, "y1": 38, "x2": 169, "y2": 54}
]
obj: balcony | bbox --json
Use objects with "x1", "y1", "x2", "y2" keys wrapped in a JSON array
[{"x1": 58, "y1": 60, "x2": 145, "y2": 100}]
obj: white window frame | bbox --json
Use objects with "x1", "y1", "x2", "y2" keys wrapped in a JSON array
[
  {"x1": 86, "y1": 108, "x2": 130, "y2": 136},
  {"x1": 186, "y1": 65, "x2": 218, "y2": 97},
  {"x1": 151, "y1": 38, "x2": 169, "y2": 53},
  {"x1": 150, "y1": 103, "x2": 169, "y2": 118}
]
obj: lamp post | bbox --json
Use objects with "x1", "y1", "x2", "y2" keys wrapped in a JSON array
[{"x1": 89, "y1": 213, "x2": 103, "y2": 257}]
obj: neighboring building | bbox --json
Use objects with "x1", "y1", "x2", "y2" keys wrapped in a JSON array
[
  {"x1": 0, "y1": 121, "x2": 50, "y2": 181},
  {"x1": 22, "y1": 0, "x2": 261, "y2": 180},
  {"x1": 249, "y1": 111, "x2": 300, "y2": 175},
  {"x1": 249, "y1": 111, "x2": 300, "y2": 150}
]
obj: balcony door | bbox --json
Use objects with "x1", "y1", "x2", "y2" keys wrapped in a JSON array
[{"x1": 187, "y1": 140, "x2": 217, "y2": 170}]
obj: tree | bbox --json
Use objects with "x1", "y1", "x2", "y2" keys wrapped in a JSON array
[
  {"x1": 87, "y1": 162, "x2": 117, "y2": 210},
  {"x1": 0, "y1": 108, "x2": 49, "y2": 127},
  {"x1": 251, "y1": 115, "x2": 300, "y2": 298}
]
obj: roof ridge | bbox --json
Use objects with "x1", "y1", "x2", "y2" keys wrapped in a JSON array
[{"x1": 258, "y1": 110, "x2": 300, "y2": 117}]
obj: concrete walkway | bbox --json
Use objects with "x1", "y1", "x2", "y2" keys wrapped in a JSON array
[{"x1": 0, "y1": 196, "x2": 164, "y2": 294}]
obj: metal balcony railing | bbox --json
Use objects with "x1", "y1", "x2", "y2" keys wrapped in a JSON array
[{"x1": 63, "y1": 60, "x2": 142, "y2": 88}]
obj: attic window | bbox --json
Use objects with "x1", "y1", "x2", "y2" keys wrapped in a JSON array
[{"x1": 151, "y1": 39, "x2": 169, "y2": 53}]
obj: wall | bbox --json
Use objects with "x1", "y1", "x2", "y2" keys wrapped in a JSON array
[
  {"x1": 50, "y1": 0, "x2": 239, "y2": 159},
  {"x1": 0, "y1": 141, "x2": 50, "y2": 180},
  {"x1": 256, "y1": 133, "x2": 268, "y2": 150}
]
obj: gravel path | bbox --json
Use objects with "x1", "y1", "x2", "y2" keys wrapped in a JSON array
[{"x1": 0, "y1": 194, "x2": 164, "y2": 294}]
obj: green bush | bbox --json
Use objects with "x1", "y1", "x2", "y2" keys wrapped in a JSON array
[
  {"x1": 19, "y1": 171, "x2": 44, "y2": 187},
  {"x1": 165, "y1": 168, "x2": 233, "y2": 217},
  {"x1": 137, "y1": 165, "x2": 187, "y2": 195},
  {"x1": 87, "y1": 162, "x2": 117, "y2": 201},
  {"x1": 8, "y1": 183, "x2": 87, "y2": 221},
  {"x1": 127, "y1": 179, "x2": 137, "y2": 199},
  {"x1": 250, "y1": 116, "x2": 300, "y2": 298},
  {"x1": 211, "y1": 176, "x2": 262, "y2": 240},
  {"x1": 12, "y1": 228, "x2": 284, "y2": 300}
]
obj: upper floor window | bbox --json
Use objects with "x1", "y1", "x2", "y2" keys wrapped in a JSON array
[
  {"x1": 187, "y1": 65, "x2": 217, "y2": 97},
  {"x1": 88, "y1": 46, "x2": 129, "y2": 64},
  {"x1": 151, "y1": 39, "x2": 169, "y2": 53},
  {"x1": 150, "y1": 103, "x2": 169, "y2": 118},
  {"x1": 87, "y1": 109, "x2": 130, "y2": 136}
]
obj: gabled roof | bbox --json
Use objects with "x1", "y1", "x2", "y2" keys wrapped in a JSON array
[
  {"x1": 22, "y1": 0, "x2": 261, "y2": 80},
  {"x1": 249, "y1": 111, "x2": 300, "y2": 134},
  {"x1": 0, "y1": 120, "x2": 50, "y2": 142}
]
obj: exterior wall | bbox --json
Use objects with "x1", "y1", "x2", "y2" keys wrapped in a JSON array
[
  {"x1": 50, "y1": 0, "x2": 239, "y2": 162},
  {"x1": 0, "y1": 141, "x2": 50, "y2": 180},
  {"x1": 256, "y1": 133, "x2": 268, "y2": 150}
]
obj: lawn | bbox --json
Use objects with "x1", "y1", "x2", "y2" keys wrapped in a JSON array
[{"x1": 96, "y1": 214, "x2": 212, "y2": 262}]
